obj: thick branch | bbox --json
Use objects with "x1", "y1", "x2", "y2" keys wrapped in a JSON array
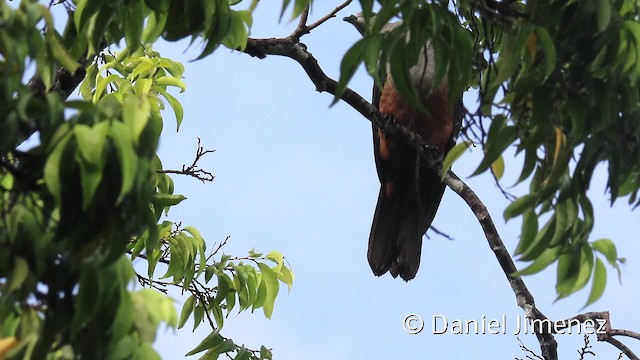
[{"x1": 444, "y1": 171, "x2": 557, "y2": 359}]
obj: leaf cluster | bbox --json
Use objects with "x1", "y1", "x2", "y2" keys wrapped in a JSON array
[
  {"x1": 458, "y1": 0, "x2": 636, "y2": 305},
  {"x1": 337, "y1": 0, "x2": 637, "y2": 305},
  {"x1": 1, "y1": 0, "x2": 292, "y2": 359}
]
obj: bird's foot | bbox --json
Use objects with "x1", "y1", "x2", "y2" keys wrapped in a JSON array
[
  {"x1": 382, "y1": 114, "x2": 397, "y2": 134},
  {"x1": 421, "y1": 144, "x2": 443, "y2": 167}
]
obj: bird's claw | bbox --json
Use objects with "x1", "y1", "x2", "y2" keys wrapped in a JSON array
[
  {"x1": 422, "y1": 144, "x2": 443, "y2": 167},
  {"x1": 382, "y1": 114, "x2": 397, "y2": 133}
]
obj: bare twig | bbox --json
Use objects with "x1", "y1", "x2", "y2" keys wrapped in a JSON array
[
  {"x1": 577, "y1": 335, "x2": 595, "y2": 360},
  {"x1": 290, "y1": 0, "x2": 353, "y2": 40},
  {"x1": 516, "y1": 337, "x2": 544, "y2": 360},
  {"x1": 207, "y1": 236, "x2": 230, "y2": 261},
  {"x1": 426, "y1": 225, "x2": 454, "y2": 240},
  {"x1": 158, "y1": 138, "x2": 215, "y2": 182}
]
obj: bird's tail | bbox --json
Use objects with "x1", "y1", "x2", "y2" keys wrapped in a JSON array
[
  {"x1": 368, "y1": 185, "x2": 423, "y2": 281},
  {"x1": 368, "y1": 169, "x2": 446, "y2": 281}
]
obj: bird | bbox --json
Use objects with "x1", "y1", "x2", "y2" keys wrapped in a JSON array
[{"x1": 344, "y1": 12, "x2": 462, "y2": 281}]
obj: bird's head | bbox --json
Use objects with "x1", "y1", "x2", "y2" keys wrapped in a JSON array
[{"x1": 343, "y1": 12, "x2": 369, "y2": 36}]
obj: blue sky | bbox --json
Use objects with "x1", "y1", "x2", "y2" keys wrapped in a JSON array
[{"x1": 148, "y1": 2, "x2": 640, "y2": 359}]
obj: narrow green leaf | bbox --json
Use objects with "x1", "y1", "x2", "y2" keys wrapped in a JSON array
[
  {"x1": 491, "y1": 155, "x2": 505, "y2": 181},
  {"x1": 591, "y1": 238, "x2": 618, "y2": 266},
  {"x1": 503, "y1": 194, "x2": 537, "y2": 221},
  {"x1": 122, "y1": 95, "x2": 151, "y2": 143},
  {"x1": 154, "y1": 87, "x2": 184, "y2": 131},
  {"x1": 44, "y1": 132, "x2": 73, "y2": 204},
  {"x1": 211, "y1": 303, "x2": 224, "y2": 329},
  {"x1": 513, "y1": 246, "x2": 562, "y2": 276},
  {"x1": 192, "y1": 304, "x2": 204, "y2": 332},
  {"x1": 178, "y1": 295, "x2": 196, "y2": 329},
  {"x1": 519, "y1": 217, "x2": 556, "y2": 261},
  {"x1": 123, "y1": 0, "x2": 145, "y2": 53},
  {"x1": 277, "y1": 265, "x2": 294, "y2": 292},
  {"x1": 256, "y1": 263, "x2": 279, "y2": 319},
  {"x1": 109, "y1": 121, "x2": 138, "y2": 202},
  {"x1": 534, "y1": 27, "x2": 556, "y2": 80},
  {"x1": 6, "y1": 257, "x2": 29, "y2": 292},
  {"x1": 472, "y1": 115, "x2": 516, "y2": 176},
  {"x1": 334, "y1": 38, "x2": 367, "y2": 103},
  {"x1": 185, "y1": 330, "x2": 223, "y2": 356},
  {"x1": 596, "y1": 0, "x2": 611, "y2": 33},
  {"x1": 583, "y1": 258, "x2": 607, "y2": 308},
  {"x1": 74, "y1": 122, "x2": 108, "y2": 209},
  {"x1": 154, "y1": 76, "x2": 186, "y2": 92},
  {"x1": 260, "y1": 345, "x2": 273, "y2": 360},
  {"x1": 515, "y1": 209, "x2": 538, "y2": 256},
  {"x1": 151, "y1": 193, "x2": 187, "y2": 207},
  {"x1": 440, "y1": 141, "x2": 471, "y2": 180}
]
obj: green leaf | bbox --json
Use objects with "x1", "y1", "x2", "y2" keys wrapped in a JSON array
[
  {"x1": 44, "y1": 132, "x2": 73, "y2": 205},
  {"x1": 211, "y1": 303, "x2": 224, "y2": 330},
  {"x1": 6, "y1": 257, "x2": 29, "y2": 293},
  {"x1": 265, "y1": 250, "x2": 284, "y2": 271},
  {"x1": 592, "y1": 238, "x2": 618, "y2": 266},
  {"x1": 596, "y1": 0, "x2": 611, "y2": 33},
  {"x1": 151, "y1": 193, "x2": 187, "y2": 207},
  {"x1": 154, "y1": 87, "x2": 184, "y2": 131},
  {"x1": 583, "y1": 258, "x2": 607, "y2": 308},
  {"x1": 74, "y1": 122, "x2": 108, "y2": 209},
  {"x1": 277, "y1": 265, "x2": 294, "y2": 292},
  {"x1": 556, "y1": 245, "x2": 594, "y2": 299},
  {"x1": 235, "y1": 346, "x2": 251, "y2": 360},
  {"x1": 514, "y1": 209, "x2": 538, "y2": 256},
  {"x1": 214, "y1": 273, "x2": 232, "y2": 304},
  {"x1": 80, "y1": 63, "x2": 99, "y2": 101},
  {"x1": 178, "y1": 295, "x2": 196, "y2": 329},
  {"x1": 46, "y1": 31, "x2": 80, "y2": 74},
  {"x1": 503, "y1": 194, "x2": 537, "y2": 221},
  {"x1": 494, "y1": 33, "x2": 518, "y2": 84},
  {"x1": 491, "y1": 155, "x2": 505, "y2": 181},
  {"x1": 109, "y1": 121, "x2": 138, "y2": 202},
  {"x1": 534, "y1": 27, "x2": 556, "y2": 80},
  {"x1": 440, "y1": 141, "x2": 470, "y2": 180},
  {"x1": 203, "y1": 339, "x2": 235, "y2": 358},
  {"x1": 519, "y1": 217, "x2": 556, "y2": 261},
  {"x1": 123, "y1": 0, "x2": 145, "y2": 53},
  {"x1": 154, "y1": 76, "x2": 186, "y2": 92},
  {"x1": 472, "y1": 115, "x2": 516, "y2": 176},
  {"x1": 185, "y1": 330, "x2": 223, "y2": 356},
  {"x1": 388, "y1": 41, "x2": 426, "y2": 113},
  {"x1": 260, "y1": 346, "x2": 273, "y2": 360},
  {"x1": 122, "y1": 94, "x2": 151, "y2": 143},
  {"x1": 334, "y1": 38, "x2": 367, "y2": 103},
  {"x1": 256, "y1": 263, "x2": 279, "y2": 319},
  {"x1": 193, "y1": 304, "x2": 204, "y2": 332},
  {"x1": 513, "y1": 246, "x2": 561, "y2": 276},
  {"x1": 184, "y1": 226, "x2": 207, "y2": 276},
  {"x1": 222, "y1": 10, "x2": 251, "y2": 50}
]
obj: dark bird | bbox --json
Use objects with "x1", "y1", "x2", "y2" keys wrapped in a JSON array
[{"x1": 344, "y1": 13, "x2": 462, "y2": 281}]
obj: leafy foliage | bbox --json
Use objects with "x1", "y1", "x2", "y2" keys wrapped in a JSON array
[
  {"x1": 459, "y1": 0, "x2": 634, "y2": 304},
  {"x1": 337, "y1": 0, "x2": 636, "y2": 305},
  {"x1": 1, "y1": 0, "x2": 291, "y2": 359}
]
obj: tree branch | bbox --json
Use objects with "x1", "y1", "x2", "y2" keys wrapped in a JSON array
[
  {"x1": 157, "y1": 138, "x2": 215, "y2": 182},
  {"x1": 238, "y1": 9, "x2": 640, "y2": 360},
  {"x1": 240, "y1": 16, "x2": 563, "y2": 359}
]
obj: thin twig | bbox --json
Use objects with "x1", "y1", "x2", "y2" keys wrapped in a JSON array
[
  {"x1": 158, "y1": 138, "x2": 215, "y2": 182},
  {"x1": 290, "y1": 0, "x2": 353, "y2": 40}
]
